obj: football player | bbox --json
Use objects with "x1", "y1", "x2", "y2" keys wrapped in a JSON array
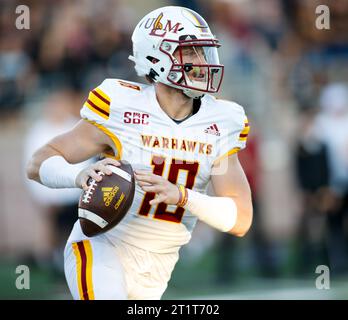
[{"x1": 27, "y1": 6, "x2": 253, "y2": 300}]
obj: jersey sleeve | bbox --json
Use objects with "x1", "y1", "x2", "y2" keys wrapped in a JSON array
[
  {"x1": 80, "y1": 79, "x2": 122, "y2": 159},
  {"x1": 80, "y1": 79, "x2": 112, "y2": 124},
  {"x1": 214, "y1": 106, "x2": 250, "y2": 164}
]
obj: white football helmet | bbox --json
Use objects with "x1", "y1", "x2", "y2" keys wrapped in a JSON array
[{"x1": 129, "y1": 6, "x2": 224, "y2": 99}]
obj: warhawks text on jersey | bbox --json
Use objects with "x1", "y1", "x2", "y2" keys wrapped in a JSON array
[{"x1": 67, "y1": 79, "x2": 249, "y2": 253}]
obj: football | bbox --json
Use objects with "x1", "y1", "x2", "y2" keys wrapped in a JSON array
[{"x1": 78, "y1": 161, "x2": 135, "y2": 237}]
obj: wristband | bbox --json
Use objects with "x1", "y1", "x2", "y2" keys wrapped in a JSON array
[{"x1": 39, "y1": 156, "x2": 83, "y2": 188}]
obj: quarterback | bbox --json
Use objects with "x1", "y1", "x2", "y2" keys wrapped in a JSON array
[{"x1": 27, "y1": 6, "x2": 253, "y2": 300}]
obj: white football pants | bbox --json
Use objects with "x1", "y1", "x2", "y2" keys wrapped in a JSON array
[{"x1": 64, "y1": 236, "x2": 179, "y2": 300}]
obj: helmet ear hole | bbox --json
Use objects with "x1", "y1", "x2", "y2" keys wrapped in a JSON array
[{"x1": 146, "y1": 56, "x2": 160, "y2": 64}]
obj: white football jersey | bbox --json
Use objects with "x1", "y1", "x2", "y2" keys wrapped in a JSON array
[{"x1": 68, "y1": 79, "x2": 249, "y2": 253}]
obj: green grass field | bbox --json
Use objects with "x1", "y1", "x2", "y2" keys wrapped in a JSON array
[{"x1": 1, "y1": 254, "x2": 347, "y2": 300}]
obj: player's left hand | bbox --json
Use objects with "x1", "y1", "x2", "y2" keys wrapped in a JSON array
[{"x1": 134, "y1": 170, "x2": 180, "y2": 206}]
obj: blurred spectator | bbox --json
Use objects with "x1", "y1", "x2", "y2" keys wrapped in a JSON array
[
  {"x1": 313, "y1": 83, "x2": 348, "y2": 275},
  {"x1": 239, "y1": 125, "x2": 281, "y2": 277},
  {"x1": 23, "y1": 88, "x2": 92, "y2": 275},
  {"x1": 215, "y1": 121, "x2": 280, "y2": 281},
  {"x1": 0, "y1": 31, "x2": 32, "y2": 115},
  {"x1": 283, "y1": 0, "x2": 348, "y2": 46},
  {"x1": 280, "y1": 0, "x2": 348, "y2": 113},
  {"x1": 294, "y1": 108, "x2": 330, "y2": 274}
]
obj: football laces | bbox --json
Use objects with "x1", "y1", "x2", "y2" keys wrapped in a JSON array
[{"x1": 82, "y1": 171, "x2": 105, "y2": 204}]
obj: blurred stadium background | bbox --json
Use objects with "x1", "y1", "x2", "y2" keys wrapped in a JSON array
[{"x1": 1, "y1": 0, "x2": 348, "y2": 299}]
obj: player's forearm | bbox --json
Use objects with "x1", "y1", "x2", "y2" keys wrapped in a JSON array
[
  {"x1": 227, "y1": 195, "x2": 253, "y2": 237},
  {"x1": 183, "y1": 188, "x2": 253, "y2": 237},
  {"x1": 26, "y1": 144, "x2": 62, "y2": 183},
  {"x1": 27, "y1": 142, "x2": 84, "y2": 189}
]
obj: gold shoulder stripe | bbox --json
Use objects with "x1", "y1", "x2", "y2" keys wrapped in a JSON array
[
  {"x1": 239, "y1": 119, "x2": 250, "y2": 141},
  {"x1": 240, "y1": 124, "x2": 250, "y2": 135},
  {"x1": 94, "y1": 88, "x2": 110, "y2": 103},
  {"x1": 85, "y1": 101, "x2": 109, "y2": 120},
  {"x1": 85, "y1": 89, "x2": 110, "y2": 120}
]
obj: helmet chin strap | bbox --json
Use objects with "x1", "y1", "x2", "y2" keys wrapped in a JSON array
[
  {"x1": 164, "y1": 75, "x2": 204, "y2": 99},
  {"x1": 183, "y1": 88, "x2": 204, "y2": 99},
  {"x1": 182, "y1": 76, "x2": 206, "y2": 99}
]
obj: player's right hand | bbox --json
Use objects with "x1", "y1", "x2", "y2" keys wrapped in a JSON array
[{"x1": 75, "y1": 158, "x2": 120, "y2": 191}]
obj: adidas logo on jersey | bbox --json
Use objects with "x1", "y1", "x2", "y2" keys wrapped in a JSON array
[{"x1": 204, "y1": 124, "x2": 220, "y2": 136}]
